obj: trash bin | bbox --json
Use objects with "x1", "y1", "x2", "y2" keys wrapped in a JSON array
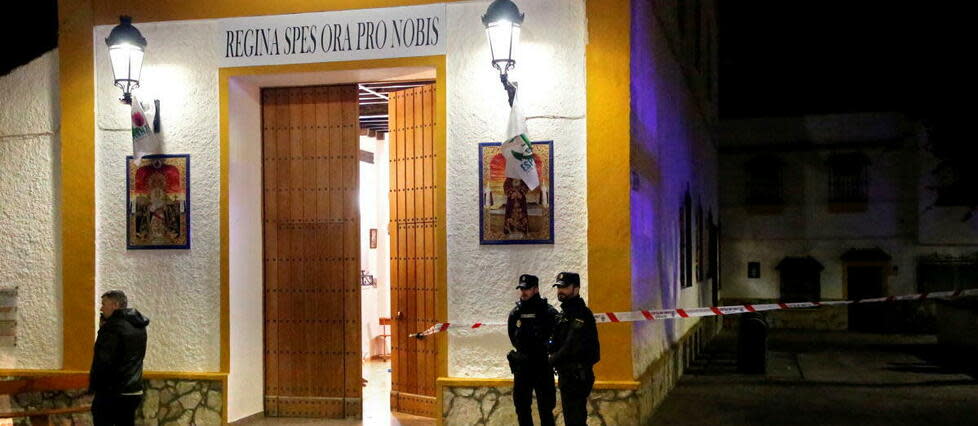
[{"x1": 737, "y1": 312, "x2": 768, "y2": 374}]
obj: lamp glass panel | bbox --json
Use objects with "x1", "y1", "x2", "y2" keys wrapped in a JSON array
[
  {"x1": 109, "y1": 43, "x2": 144, "y2": 89},
  {"x1": 486, "y1": 20, "x2": 520, "y2": 67}
]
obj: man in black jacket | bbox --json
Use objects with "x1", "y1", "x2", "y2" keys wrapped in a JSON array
[
  {"x1": 90, "y1": 290, "x2": 150, "y2": 426},
  {"x1": 548, "y1": 272, "x2": 599, "y2": 426},
  {"x1": 507, "y1": 274, "x2": 559, "y2": 426}
]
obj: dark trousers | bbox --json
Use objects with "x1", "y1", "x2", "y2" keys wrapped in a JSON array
[
  {"x1": 558, "y1": 367, "x2": 594, "y2": 426},
  {"x1": 92, "y1": 393, "x2": 142, "y2": 426},
  {"x1": 513, "y1": 361, "x2": 557, "y2": 426}
]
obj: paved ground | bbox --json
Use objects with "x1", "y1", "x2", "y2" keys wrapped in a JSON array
[{"x1": 650, "y1": 330, "x2": 978, "y2": 426}]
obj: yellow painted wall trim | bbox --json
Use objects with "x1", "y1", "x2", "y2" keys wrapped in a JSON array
[
  {"x1": 436, "y1": 377, "x2": 640, "y2": 391},
  {"x1": 593, "y1": 380, "x2": 641, "y2": 390},
  {"x1": 0, "y1": 369, "x2": 226, "y2": 381},
  {"x1": 585, "y1": 0, "x2": 633, "y2": 381},
  {"x1": 0, "y1": 369, "x2": 86, "y2": 377},
  {"x1": 58, "y1": 0, "x2": 97, "y2": 372},
  {"x1": 92, "y1": 0, "x2": 464, "y2": 25},
  {"x1": 143, "y1": 371, "x2": 229, "y2": 381},
  {"x1": 436, "y1": 377, "x2": 514, "y2": 387}
]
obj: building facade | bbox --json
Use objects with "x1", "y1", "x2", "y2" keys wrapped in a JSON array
[
  {"x1": 0, "y1": 0, "x2": 720, "y2": 423},
  {"x1": 718, "y1": 113, "x2": 978, "y2": 331}
]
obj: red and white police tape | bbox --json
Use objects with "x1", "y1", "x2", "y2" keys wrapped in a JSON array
[{"x1": 409, "y1": 288, "x2": 978, "y2": 338}]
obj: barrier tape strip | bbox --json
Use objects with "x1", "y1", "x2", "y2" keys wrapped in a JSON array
[{"x1": 409, "y1": 288, "x2": 978, "y2": 338}]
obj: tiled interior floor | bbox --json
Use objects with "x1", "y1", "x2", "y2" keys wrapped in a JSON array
[{"x1": 232, "y1": 360, "x2": 434, "y2": 426}]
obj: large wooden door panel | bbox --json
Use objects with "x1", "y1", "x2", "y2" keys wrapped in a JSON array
[
  {"x1": 262, "y1": 85, "x2": 361, "y2": 418},
  {"x1": 389, "y1": 85, "x2": 439, "y2": 417}
]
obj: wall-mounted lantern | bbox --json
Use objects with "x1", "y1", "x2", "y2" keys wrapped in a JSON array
[
  {"x1": 105, "y1": 16, "x2": 146, "y2": 105},
  {"x1": 482, "y1": 0, "x2": 524, "y2": 106},
  {"x1": 106, "y1": 16, "x2": 160, "y2": 132}
]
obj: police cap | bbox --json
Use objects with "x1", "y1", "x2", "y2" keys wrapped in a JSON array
[
  {"x1": 516, "y1": 274, "x2": 539, "y2": 289},
  {"x1": 552, "y1": 272, "x2": 580, "y2": 288}
]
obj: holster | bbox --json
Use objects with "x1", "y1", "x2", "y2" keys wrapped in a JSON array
[{"x1": 507, "y1": 350, "x2": 529, "y2": 374}]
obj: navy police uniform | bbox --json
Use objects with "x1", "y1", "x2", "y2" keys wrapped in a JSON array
[
  {"x1": 548, "y1": 272, "x2": 599, "y2": 426},
  {"x1": 507, "y1": 274, "x2": 559, "y2": 426}
]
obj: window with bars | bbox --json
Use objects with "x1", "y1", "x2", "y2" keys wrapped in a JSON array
[
  {"x1": 933, "y1": 159, "x2": 971, "y2": 206},
  {"x1": 680, "y1": 191, "x2": 694, "y2": 288},
  {"x1": 696, "y1": 203, "x2": 704, "y2": 282},
  {"x1": 828, "y1": 153, "x2": 869, "y2": 204},
  {"x1": 745, "y1": 156, "x2": 784, "y2": 206}
]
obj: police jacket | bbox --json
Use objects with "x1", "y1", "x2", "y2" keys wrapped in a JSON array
[
  {"x1": 508, "y1": 294, "x2": 559, "y2": 360},
  {"x1": 548, "y1": 295, "x2": 600, "y2": 369},
  {"x1": 89, "y1": 308, "x2": 150, "y2": 394}
]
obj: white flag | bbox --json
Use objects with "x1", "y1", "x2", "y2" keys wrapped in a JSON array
[
  {"x1": 131, "y1": 95, "x2": 161, "y2": 164},
  {"x1": 501, "y1": 91, "x2": 539, "y2": 190}
]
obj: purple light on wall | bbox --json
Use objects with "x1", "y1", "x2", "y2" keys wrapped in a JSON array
[{"x1": 630, "y1": 0, "x2": 719, "y2": 348}]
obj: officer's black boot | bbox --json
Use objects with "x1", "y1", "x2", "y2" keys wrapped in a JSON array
[
  {"x1": 513, "y1": 372, "x2": 535, "y2": 426},
  {"x1": 533, "y1": 366, "x2": 557, "y2": 426}
]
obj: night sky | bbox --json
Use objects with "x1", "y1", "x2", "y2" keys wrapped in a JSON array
[
  {"x1": 0, "y1": 0, "x2": 57, "y2": 77},
  {"x1": 718, "y1": 1, "x2": 955, "y2": 120},
  {"x1": 1, "y1": 1, "x2": 961, "y2": 128}
]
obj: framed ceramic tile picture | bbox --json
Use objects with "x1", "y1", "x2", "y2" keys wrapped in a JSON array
[
  {"x1": 479, "y1": 141, "x2": 554, "y2": 245},
  {"x1": 126, "y1": 154, "x2": 191, "y2": 249}
]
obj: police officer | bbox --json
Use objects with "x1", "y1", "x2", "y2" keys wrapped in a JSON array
[
  {"x1": 548, "y1": 272, "x2": 599, "y2": 426},
  {"x1": 507, "y1": 274, "x2": 559, "y2": 426}
]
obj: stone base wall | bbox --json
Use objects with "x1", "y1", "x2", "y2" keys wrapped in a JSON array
[
  {"x1": 936, "y1": 300, "x2": 978, "y2": 355},
  {"x1": 6, "y1": 389, "x2": 92, "y2": 425},
  {"x1": 441, "y1": 385, "x2": 638, "y2": 426},
  {"x1": 4, "y1": 378, "x2": 223, "y2": 426},
  {"x1": 721, "y1": 298, "x2": 848, "y2": 330},
  {"x1": 138, "y1": 379, "x2": 223, "y2": 425},
  {"x1": 635, "y1": 317, "x2": 721, "y2": 424}
]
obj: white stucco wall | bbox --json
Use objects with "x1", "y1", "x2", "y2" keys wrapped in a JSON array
[
  {"x1": 445, "y1": 0, "x2": 588, "y2": 378},
  {"x1": 0, "y1": 50, "x2": 63, "y2": 369},
  {"x1": 94, "y1": 21, "x2": 221, "y2": 372}
]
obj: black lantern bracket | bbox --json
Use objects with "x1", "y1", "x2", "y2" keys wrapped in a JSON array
[
  {"x1": 500, "y1": 74, "x2": 518, "y2": 107},
  {"x1": 153, "y1": 99, "x2": 161, "y2": 133}
]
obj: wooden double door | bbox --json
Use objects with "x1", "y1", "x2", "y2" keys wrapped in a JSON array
[{"x1": 261, "y1": 83, "x2": 439, "y2": 418}]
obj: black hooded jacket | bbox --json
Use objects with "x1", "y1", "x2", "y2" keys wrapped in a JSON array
[{"x1": 89, "y1": 308, "x2": 150, "y2": 394}]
